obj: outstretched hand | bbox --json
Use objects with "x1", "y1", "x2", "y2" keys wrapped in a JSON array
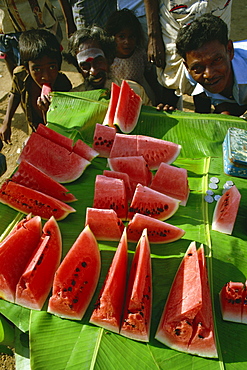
[
  {"x1": 0, "y1": 123, "x2": 12, "y2": 144},
  {"x1": 147, "y1": 35, "x2": 166, "y2": 69}
]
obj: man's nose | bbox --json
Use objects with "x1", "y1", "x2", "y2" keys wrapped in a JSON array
[
  {"x1": 89, "y1": 63, "x2": 98, "y2": 76},
  {"x1": 203, "y1": 65, "x2": 214, "y2": 79}
]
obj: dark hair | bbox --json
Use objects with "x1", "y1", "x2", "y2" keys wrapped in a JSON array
[
  {"x1": 19, "y1": 29, "x2": 62, "y2": 69},
  {"x1": 64, "y1": 26, "x2": 116, "y2": 71},
  {"x1": 176, "y1": 13, "x2": 229, "y2": 60},
  {"x1": 105, "y1": 8, "x2": 145, "y2": 48}
]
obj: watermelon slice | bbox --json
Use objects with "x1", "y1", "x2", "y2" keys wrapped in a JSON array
[
  {"x1": 128, "y1": 184, "x2": 180, "y2": 221},
  {"x1": 72, "y1": 139, "x2": 99, "y2": 161},
  {"x1": 155, "y1": 242, "x2": 217, "y2": 358},
  {"x1": 0, "y1": 215, "x2": 42, "y2": 303},
  {"x1": 103, "y1": 170, "x2": 133, "y2": 203},
  {"x1": 85, "y1": 208, "x2": 125, "y2": 241},
  {"x1": 93, "y1": 175, "x2": 128, "y2": 220},
  {"x1": 90, "y1": 228, "x2": 128, "y2": 333},
  {"x1": 48, "y1": 225, "x2": 101, "y2": 320},
  {"x1": 41, "y1": 83, "x2": 52, "y2": 98},
  {"x1": 108, "y1": 156, "x2": 152, "y2": 189},
  {"x1": 92, "y1": 123, "x2": 117, "y2": 158},
  {"x1": 113, "y1": 80, "x2": 142, "y2": 134},
  {"x1": 212, "y1": 185, "x2": 241, "y2": 234},
  {"x1": 18, "y1": 133, "x2": 90, "y2": 183},
  {"x1": 127, "y1": 213, "x2": 185, "y2": 244},
  {"x1": 15, "y1": 216, "x2": 62, "y2": 310},
  {"x1": 150, "y1": 162, "x2": 189, "y2": 206},
  {"x1": 103, "y1": 82, "x2": 121, "y2": 127},
  {"x1": 11, "y1": 160, "x2": 77, "y2": 203},
  {"x1": 120, "y1": 228, "x2": 152, "y2": 342},
  {"x1": 0, "y1": 181, "x2": 76, "y2": 220},
  {"x1": 109, "y1": 133, "x2": 138, "y2": 158},
  {"x1": 137, "y1": 135, "x2": 181, "y2": 169},
  {"x1": 219, "y1": 281, "x2": 246, "y2": 323}
]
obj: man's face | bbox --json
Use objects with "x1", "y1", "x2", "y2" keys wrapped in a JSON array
[
  {"x1": 77, "y1": 40, "x2": 109, "y2": 89},
  {"x1": 185, "y1": 40, "x2": 234, "y2": 95},
  {"x1": 28, "y1": 56, "x2": 59, "y2": 89}
]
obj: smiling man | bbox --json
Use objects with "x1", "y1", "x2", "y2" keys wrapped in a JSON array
[{"x1": 176, "y1": 13, "x2": 247, "y2": 116}]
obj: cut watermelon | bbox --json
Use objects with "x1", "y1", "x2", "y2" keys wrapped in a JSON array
[
  {"x1": 103, "y1": 170, "x2": 133, "y2": 203},
  {"x1": 93, "y1": 175, "x2": 128, "y2": 220},
  {"x1": 150, "y1": 162, "x2": 189, "y2": 206},
  {"x1": 18, "y1": 133, "x2": 90, "y2": 183},
  {"x1": 127, "y1": 213, "x2": 185, "y2": 244},
  {"x1": 137, "y1": 135, "x2": 181, "y2": 169},
  {"x1": 219, "y1": 281, "x2": 245, "y2": 323},
  {"x1": 120, "y1": 228, "x2": 152, "y2": 342},
  {"x1": 0, "y1": 215, "x2": 42, "y2": 303},
  {"x1": 72, "y1": 139, "x2": 99, "y2": 161},
  {"x1": 36, "y1": 124, "x2": 73, "y2": 152},
  {"x1": 103, "y1": 82, "x2": 120, "y2": 127},
  {"x1": 92, "y1": 123, "x2": 116, "y2": 158},
  {"x1": 212, "y1": 185, "x2": 241, "y2": 234},
  {"x1": 113, "y1": 80, "x2": 142, "y2": 134},
  {"x1": 41, "y1": 83, "x2": 52, "y2": 98},
  {"x1": 85, "y1": 208, "x2": 125, "y2": 241},
  {"x1": 0, "y1": 181, "x2": 76, "y2": 220},
  {"x1": 90, "y1": 228, "x2": 128, "y2": 333},
  {"x1": 11, "y1": 160, "x2": 77, "y2": 203},
  {"x1": 48, "y1": 225, "x2": 101, "y2": 320},
  {"x1": 128, "y1": 184, "x2": 180, "y2": 221},
  {"x1": 155, "y1": 242, "x2": 217, "y2": 358},
  {"x1": 108, "y1": 156, "x2": 152, "y2": 189},
  {"x1": 15, "y1": 216, "x2": 62, "y2": 310},
  {"x1": 109, "y1": 133, "x2": 138, "y2": 158}
]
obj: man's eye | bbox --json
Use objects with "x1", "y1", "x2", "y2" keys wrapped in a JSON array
[
  {"x1": 214, "y1": 56, "x2": 222, "y2": 64},
  {"x1": 80, "y1": 62, "x2": 90, "y2": 70},
  {"x1": 191, "y1": 66, "x2": 204, "y2": 74}
]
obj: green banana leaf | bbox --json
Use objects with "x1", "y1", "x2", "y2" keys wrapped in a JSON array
[{"x1": 1, "y1": 91, "x2": 247, "y2": 369}]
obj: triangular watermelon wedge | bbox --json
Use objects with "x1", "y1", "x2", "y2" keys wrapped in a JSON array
[
  {"x1": 155, "y1": 242, "x2": 218, "y2": 358},
  {"x1": 89, "y1": 228, "x2": 128, "y2": 333},
  {"x1": 120, "y1": 228, "x2": 152, "y2": 342},
  {"x1": 113, "y1": 80, "x2": 142, "y2": 134},
  {"x1": 103, "y1": 82, "x2": 121, "y2": 127}
]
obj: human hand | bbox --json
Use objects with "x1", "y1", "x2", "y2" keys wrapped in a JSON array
[
  {"x1": 37, "y1": 95, "x2": 51, "y2": 113},
  {"x1": 0, "y1": 122, "x2": 12, "y2": 144},
  {"x1": 147, "y1": 35, "x2": 166, "y2": 69},
  {"x1": 156, "y1": 103, "x2": 176, "y2": 112}
]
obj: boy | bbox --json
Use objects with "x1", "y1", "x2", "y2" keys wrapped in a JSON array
[
  {"x1": 176, "y1": 13, "x2": 247, "y2": 116},
  {"x1": 0, "y1": 29, "x2": 72, "y2": 144}
]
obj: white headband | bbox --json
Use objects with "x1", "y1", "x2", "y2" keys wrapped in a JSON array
[{"x1": 76, "y1": 48, "x2": 105, "y2": 64}]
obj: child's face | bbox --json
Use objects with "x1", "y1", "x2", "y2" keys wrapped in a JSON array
[
  {"x1": 115, "y1": 27, "x2": 137, "y2": 58},
  {"x1": 27, "y1": 56, "x2": 59, "y2": 89}
]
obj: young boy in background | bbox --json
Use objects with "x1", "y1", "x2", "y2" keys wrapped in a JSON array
[{"x1": 0, "y1": 29, "x2": 72, "y2": 144}]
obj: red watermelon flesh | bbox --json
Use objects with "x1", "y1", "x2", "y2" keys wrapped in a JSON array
[
  {"x1": 72, "y1": 139, "x2": 99, "y2": 161},
  {"x1": 93, "y1": 175, "x2": 128, "y2": 220},
  {"x1": 103, "y1": 170, "x2": 133, "y2": 202},
  {"x1": 219, "y1": 281, "x2": 245, "y2": 323},
  {"x1": 212, "y1": 185, "x2": 241, "y2": 235},
  {"x1": 85, "y1": 208, "x2": 125, "y2": 241},
  {"x1": 92, "y1": 123, "x2": 116, "y2": 158},
  {"x1": 108, "y1": 156, "x2": 152, "y2": 189},
  {"x1": 137, "y1": 135, "x2": 181, "y2": 170},
  {"x1": 18, "y1": 133, "x2": 90, "y2": 183},
  {"x1": 188, "y1": 245, "x2": 217, "y2": 358},
  {"x1": 150, "y1": 162, "x2": 189, "y2": 206},
  {"x1": 120, "y1": 228, "x2": 152, "y2": 342},
  {"x1": 36, "y1": 124, "x2": 73, "y2": 152},
  {"x1": 15, "y1": 216, "x2": 62, "y2": 310},
  {"x1": 11, "y1": 160, "x2": 77, "y2": 203},
  {"x1": 90, "y1": 228, "x2": 128, "y2": 333},
  {"x1": 103, "y1": 82, "x2": 120, "y2": 127},
  {"x1": 0, "y1": 215, "x2": 42, "y2": 303},
  {"x1": 127, "y1": 213, "x2": 185, "y2": 244},
  {"x1": 48, "y1": 225, "x2": 101, "y2": 320},
  {"x1": 155, "y1": 242, "x2": 217, "y2": 358},
  {"x1": 109, "y1": 133, "x2": 138, "y2": 158},
  {"x1": 128, "y1": 184, "x2": 180, "y2": 221},
  {"x1": 0, "y1": 181, "x2": 76, "y2": 220},
  {"x1": 41, "y1": 83, "x2": 52, "y2": 98},
  {"x1": 113, "y1": 80, "x2": 142, "y2": 134}
]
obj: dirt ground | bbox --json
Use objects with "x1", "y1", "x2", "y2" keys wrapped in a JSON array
[{"x1": 0, "y1": 1, "x2": 247, "y2": 368}]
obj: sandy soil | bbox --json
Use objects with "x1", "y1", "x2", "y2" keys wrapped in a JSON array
[{"x1": 0, "y1": 1, "x2": 247, "y2": 367}]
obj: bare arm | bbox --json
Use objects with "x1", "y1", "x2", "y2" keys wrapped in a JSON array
[
  {"x1": 0, "y1": 93, "x2": 21, "y2": 144},
  {"x1": 58, "y1": 0, "x2": 77, "y2": 37},
  {"x1": 143, "y1": 0, "x2": 166, "y2": 68}
]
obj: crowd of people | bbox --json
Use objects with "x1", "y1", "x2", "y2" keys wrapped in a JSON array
[{"x1": 1, "y1": 0, "x2": 246, "y2": 176}]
